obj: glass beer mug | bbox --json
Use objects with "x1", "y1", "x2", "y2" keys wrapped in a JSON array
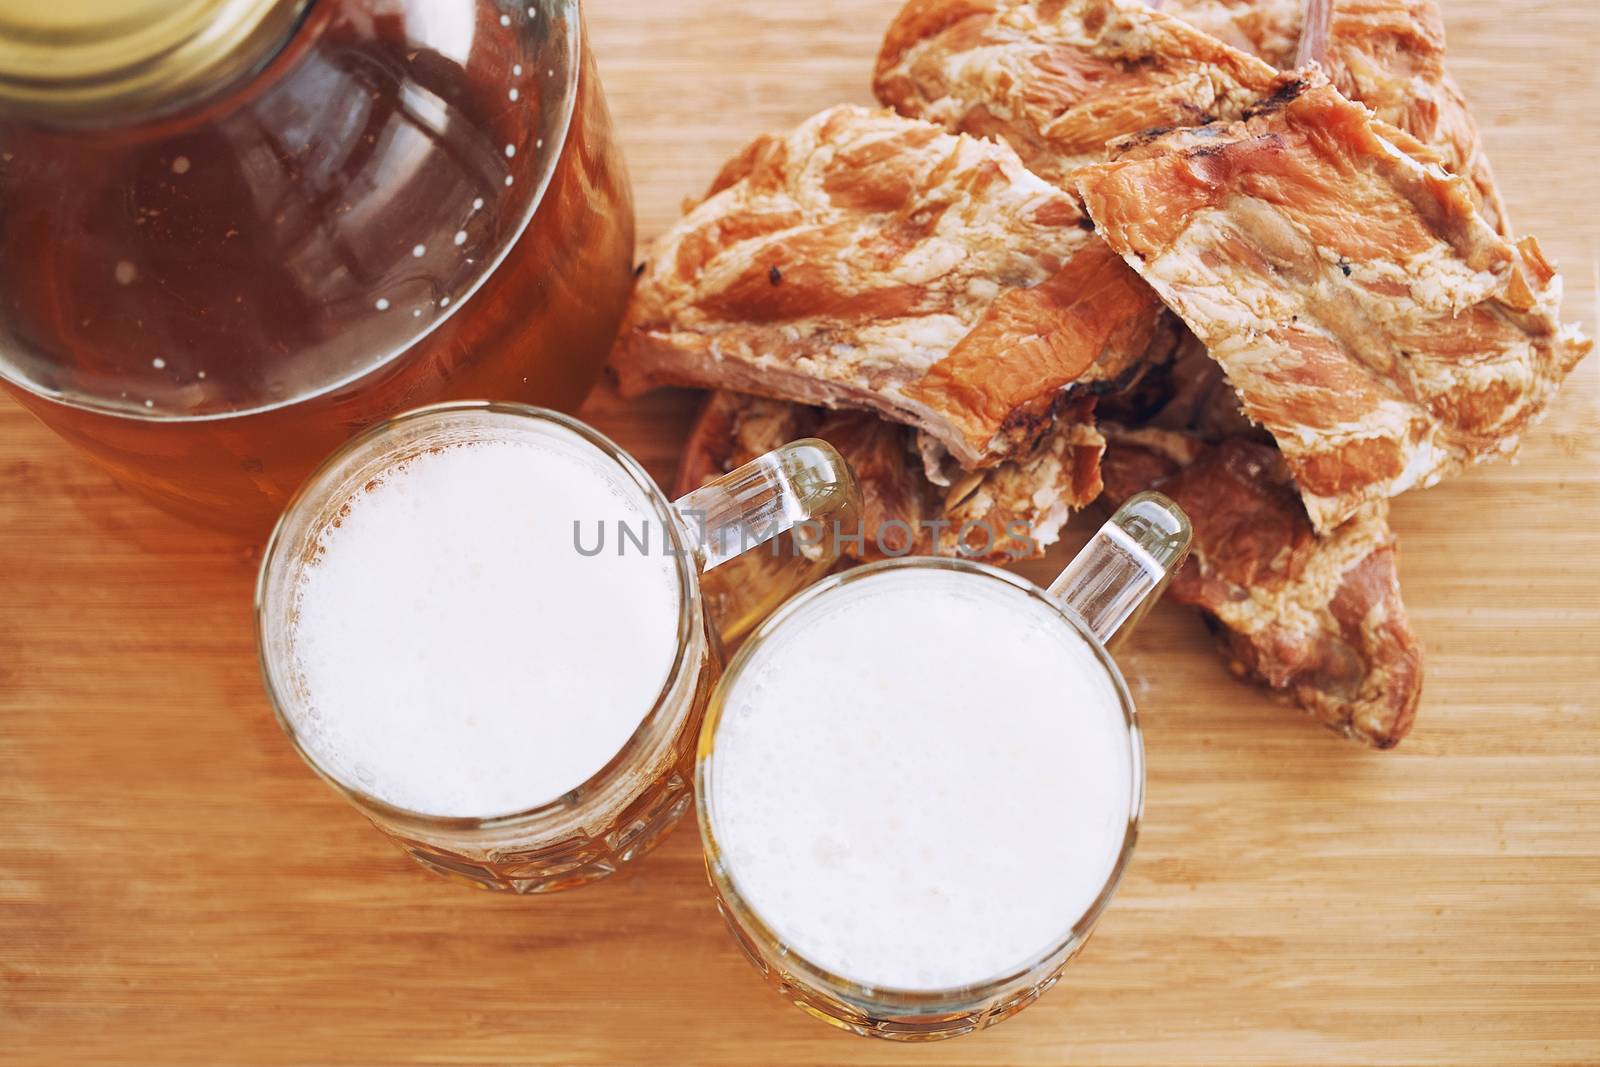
[
  {"x1": 696, "y1": 494, "x2": 1191, "y2": 1039},
  {"x1": 0, "y1": 0, "x2": 632, "y2": 532},
  {"x1": 254, "y1": 401, "x2": 856, "y2": 893}
]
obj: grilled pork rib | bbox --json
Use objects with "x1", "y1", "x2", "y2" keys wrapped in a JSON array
[
  {"x1": 1077, "y1": 79, "x2": 1591, "y2": 534},
  {"x1": 1096, "y1": 339, "x2": 1423, "y2": 747},
  {"x1": 675, "y1": 389, "x2": 1105, "y2": 642},
  {"x1": 1157, "y1": 0, "x2": 1304, "y2": 67},
  {"x1": 1163, "y1": 0, "x2": 1510, "y2": 233},
  {"x1": 873, "y1": 0, "x2": 1283, "y2": 186},
  {"x1": 1101, "y1": 430, "x2": 1423, "y2": 747},
  {"x1": 678, "y1": 390, "x2": 1105, "y2": 566},
  {"x1": 868, "y1": 0, "x2": 1284, "y2": 412},
  {"x1": 611, "y1": 105, "x2": 1151, "y2": 470}
]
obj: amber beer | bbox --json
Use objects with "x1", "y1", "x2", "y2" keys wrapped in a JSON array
[{"x1": 0, "y1": 1, "x2": 633, "y2": 533}]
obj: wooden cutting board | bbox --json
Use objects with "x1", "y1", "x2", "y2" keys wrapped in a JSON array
[{"x1": 3, "y1": 2, "x2": 1597, "y2": 1064}]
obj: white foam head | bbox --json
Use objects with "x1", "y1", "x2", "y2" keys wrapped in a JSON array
[
  {"x1": 277, "y1": 417, "x2": 684, "y2": 819},
  {"x1": 704, "y1": 564, "x2": 1137, "y2": 992}
]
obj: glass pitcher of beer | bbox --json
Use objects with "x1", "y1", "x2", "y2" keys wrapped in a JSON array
[
  {"x1": 0, "y1": 0, "x2": 633, "y2": 533},
  {"x1": 255, "y1": 401, "x2": 858, "y2": 893},
  {"x1": 695, "y1": 494, "x2": 1191, "y2": 1039}
]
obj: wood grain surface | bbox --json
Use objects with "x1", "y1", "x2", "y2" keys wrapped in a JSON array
[{"x1": 4, "y1": 2, "x2": 1599, "y2": 1064}]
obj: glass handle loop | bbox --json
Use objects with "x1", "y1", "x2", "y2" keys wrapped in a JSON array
[
  {"x1": 1047, "y1": 491, "x2": 1192, "y2": 648},
  {"x1": 672, "y1": 438, "x2": 860, "y2": 572}
]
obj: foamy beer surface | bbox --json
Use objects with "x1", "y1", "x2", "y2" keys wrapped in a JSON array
[
  {"x1": 285, "y1": 431, "x2": 682, "y2": 818},
  {"x1": 706, "y1": 567, "x2": 1135, "y2": 991}
]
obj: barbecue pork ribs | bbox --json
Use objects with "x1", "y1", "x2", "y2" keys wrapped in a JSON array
[
  {"x1": 1078, "y1": 79, "x2": 1591, "y2": 533},
  {"x1": 611, "y1": 104, "x2": 1157, "y2": 471},
  {"x1": 1102, "y1": 426, "x2": 1423, "y2": 747}
]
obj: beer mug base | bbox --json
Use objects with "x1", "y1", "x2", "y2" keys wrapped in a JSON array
[
  {"x1": 395, "y1": 766, "x2": 696, "y2": 893},
  {"x1": 715, "y1": 895, "x2": 1094, "y2": 1040}
]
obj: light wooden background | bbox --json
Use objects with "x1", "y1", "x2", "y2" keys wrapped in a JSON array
[{"x1": 3, "y1": 2, "x2": 1598, "y2": 1064}]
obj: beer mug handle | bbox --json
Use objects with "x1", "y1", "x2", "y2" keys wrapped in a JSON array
[
  {"x1": 672, "y1": 439, "x2": 860, "y2": 572},
  {"x1": 1047, "y1": 491, "x2": 1192, "y2": 649}
]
